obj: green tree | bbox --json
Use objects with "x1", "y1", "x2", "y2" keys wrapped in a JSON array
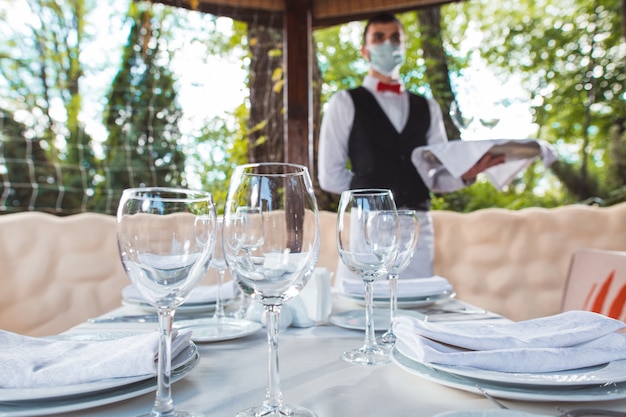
[
  {"x1": 99, "y1": 3, "x2": 186, "y2": 214},
  {"x1": 0, "y1": 0, "x2": 100, "y2": 213},
  {"x1": 460, "y1": 0, "x2": 626, "y2": 205},
  {"x1": 0, "y1": 110, "x2": 58, "y2": 212}
]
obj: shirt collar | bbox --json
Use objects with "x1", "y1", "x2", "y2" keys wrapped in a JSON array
[{"x1": 363, "y1": 75, "x2": 404, "y2": 94}]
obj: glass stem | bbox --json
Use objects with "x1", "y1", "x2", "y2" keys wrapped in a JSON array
[
  {"x1": 389, "y1": 274, "x2": 399, "y2": 331},
  {"x1": 363, "y1": 279, "x2": 377, "y2": 350},
  {"x1": 214, "y1": 269, "x2": 225, "y2": 319},
  {"x1": 237, "y1": 292, "x2": 250, "y2": 319},
  {"x1": 153, "y1": 308, "x2": 175, "y2": 417},
  {"x1": 264, "y1": 304, "x2": 283, "y2": 410}
]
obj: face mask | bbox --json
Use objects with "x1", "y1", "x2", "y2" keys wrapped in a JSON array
[{"x1": 367, "y1": 41, "x2": 404, "y2": 76}]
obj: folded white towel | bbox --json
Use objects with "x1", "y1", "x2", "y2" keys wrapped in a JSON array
[
  {"x1": 412, "y1": 139, "x2": 557, "y2": 191},
  {"x1": 341, "y1": 276, "x2": 452, "y2": 298},
  {"x1": 123, "y1": 282, "x2": 235, "y2": 305},
  {"x1": 393, "y1": 310, "x2": 626, "y2": 373},
  {"x1": 0, "y1": 330, "x2": 191, "y2": 388}
]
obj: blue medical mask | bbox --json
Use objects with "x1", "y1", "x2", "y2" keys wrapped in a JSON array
[{"x1": 367, "y1": 41, "x2": 404, "y2": 76}]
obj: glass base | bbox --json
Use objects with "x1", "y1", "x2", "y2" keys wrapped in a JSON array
[
  {"x1": 138, "y1": 410, "x2": 203, "y2": 417},
  {"x1": 235, "y1": 403, "x2": 316, "y2": 417},
  {"x1": 376, "y1": 330, "x2": 397, "y2": 348},
  {"x1": 342, "y1": 345, "x2": 390, "y2": 366}
]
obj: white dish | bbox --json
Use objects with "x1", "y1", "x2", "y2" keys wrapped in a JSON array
[
  {"x1": 0, "y1": 342, "x2": 199, "y2": 416},
  {"x1": 175, "y1": 317, "x2": 262, "y2": 342},
  {"x1": 122, "y1": 298, "x2": 218, "y2": 314},
  {"x1": 391, "y1": 348, "x2": 626, "y2": 402},
  {"x1": 47, "y1": 331, "x2": 144, "y2": 341},
  {"x1": 338, "y1": 290, "x2": 455, "y2": 308},
  {"x1": 329, "y1": 308, "x2": 425, "y2": 331},
  {"x1": 429, "y1": 359, "x2": 626, "y2": 388},
  {"x1": 433, "y1": 411, "x2": 549, "y2": 417}
]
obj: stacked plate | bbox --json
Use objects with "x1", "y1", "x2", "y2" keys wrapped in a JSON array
[
  {"x1": 338, "y1": 288, "x2": 456, "y2": 309},
  {"x1": 0, "y1": 340, "x2": 199, "y2": 416},
  {"x1": 122, "y1": 284, "x2": 236, "y2": 314},
  {"x1": 337, "y1": 276, "x2": 456, "y2": 309},
  {"x1": 122, "y1": 296, "x2": 221, "y2": 314},
  {"x1": 392, "y1": 348, "x2": 626, "y2": 402}
]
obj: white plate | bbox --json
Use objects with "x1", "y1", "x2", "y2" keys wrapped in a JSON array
[
  {"x1": 433, "y1": 411, "x2": 549, "y2": 417},
  {"x1": 338, "y1": 290, "x2": 456, "y2": 308},
  {"x1": 175, "y1": 317, "x2": 262, "y2": 342},
  {"x1": 122, "y1": 298, "x2": 218, "y2": 314},
  {"x1": 329, "y1": 308, "x2": 426, "y2": 331},
  {"x1": 0, "y1": 339, "x2": 198, "y2": 402},
  {"x1": 391, "y1": 348, "x2": 626, "y2": 402},
  {"x1": 429, "y1": 359, "x2": 626, "y2": 388},
  {"x1": 0, "y1": 342, "x2": 199, "y2": 416}
]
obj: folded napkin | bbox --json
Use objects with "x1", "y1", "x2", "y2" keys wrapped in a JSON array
[
  {"x1": 123, "y1": 282, "x2": 235, "y2": 305},
  {"x1": 341, "y1": 276, "x2": 452, "y2": 298},
  {"x1": 245, "y1": 267, "x2": 333, "y2": 328},
  {"x1": 0, "y1": 329, "x2": 191, "y2": 389},
  {"x1": 393, "y1": 310, "x2": 626, "y2": 373},
  {"x1": 412, "y1": 139, "x2": 557, "y2": 191}
]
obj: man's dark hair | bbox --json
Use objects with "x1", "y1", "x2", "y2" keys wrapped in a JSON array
[{"x1": 362, "y1": 12, "x2": 403, "y2": 46}]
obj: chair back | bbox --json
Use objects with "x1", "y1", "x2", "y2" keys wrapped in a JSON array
[
  {"x1": 562, "y1": 248, "x2": 626, "y2": 321},
  {"x1": 0, "y1": 212, "x2": 128, "y2": 336}
]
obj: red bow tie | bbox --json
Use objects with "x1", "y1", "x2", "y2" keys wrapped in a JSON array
[{"x1": 377, "y1": 82, "x2": 402, "y2": 94}]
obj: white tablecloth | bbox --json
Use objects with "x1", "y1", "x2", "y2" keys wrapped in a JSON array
[{"x1": 21, "y1": 299, "x2": 626, "y2": 417}]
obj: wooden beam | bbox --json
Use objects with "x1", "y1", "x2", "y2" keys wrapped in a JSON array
[{"x1": 284, "y1": 0, "x2": 313, "y2": 172}]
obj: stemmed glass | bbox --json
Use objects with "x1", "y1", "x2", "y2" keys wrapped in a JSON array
[
  {"x1": 449, "y1": 101, "x2": 474, "y2": 135},
  {"x1": 198, "y1": 216, "x2": 256, "y2": 338},
  {"x1": 377, "y1": 210, "x2": 420, "y2": 348},
  {"x1": 223, "y1": 163, "x2": 320, "y2": 417},
  {"x1": 337, "y1": 189, "x2": 399, "y2": 365},
  {"x1": 210, "y1": 216, "x2": 229, "y2": 320},
  {"x1": 116, "y1": 187, "x2": 217, "y2": 417},
  {"x1": 231, "y1": 206, "x2": 264, "y2": 319}
]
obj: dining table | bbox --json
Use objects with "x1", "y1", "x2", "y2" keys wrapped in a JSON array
[{"x1": 3, "y1": 295, "x2": 626, "y2": 417}]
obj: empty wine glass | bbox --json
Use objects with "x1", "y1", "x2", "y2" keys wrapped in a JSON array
[
  {"x1": 377, "y1": 210, "x2": 419, "y2": 348},
  {"x1": 229, "y1": 206, "x2": 263, "y2": 319},
  {"x1": 197, "y1": 216, "x2": 257, "y2": 339},
  {"x1": 116, "y1": 187, "x2": 217, "y2": 417},
  {"x1": 449, "y1": 101, "x2": 474, "y2": 134},
  {"x1": 337, "y1": 189, "x2": 399, "y2": 365},
  {"x1": 211, "y1": 216, "x2": 228, "y2": 320},
  {"x1": 223, "y1": 163, "x2": 320, "y2": 417}
]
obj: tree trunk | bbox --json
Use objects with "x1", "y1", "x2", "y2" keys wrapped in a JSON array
[
  {"x1": 247, "y1": 23, "x2": 284, "y2": 164},
  {"x1": 311, "y1": 40, "x2": 340, "y2": 212},
  {"x1": 416, "y1": 6, "x2": 460, "y2": 141}
]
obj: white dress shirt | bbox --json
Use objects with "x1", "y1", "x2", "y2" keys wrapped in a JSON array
[{"x1": 318, "y1": 75, "x2": 466, "y2": 196}]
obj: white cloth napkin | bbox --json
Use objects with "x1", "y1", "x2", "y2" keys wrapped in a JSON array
[
  {"x1": 340, "y1": 276, "x2": 452, "y2": 298},
  {"x1": 393, "y1": 310, "x2": 626, "y2": 373},
  {"x1": 0, "y1": 329, "x2": 191, "y2": 388},
  {"x1": 411, "y1": 139, "x2": 557, "y2": 191},
  {"x1": 123, "y1": 282, "x2": 235, "y2": 305}
]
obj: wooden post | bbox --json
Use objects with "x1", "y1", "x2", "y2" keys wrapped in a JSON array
[{"x1": 284, "y1": 0, "x2": 313, "y2": 173}]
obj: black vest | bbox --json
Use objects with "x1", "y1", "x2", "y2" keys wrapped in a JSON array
[{"x1": 347, "y1": 87, "x2": 431, "y2": 211}]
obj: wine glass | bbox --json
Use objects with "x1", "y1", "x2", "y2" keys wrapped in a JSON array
[
  {"x1": 116, "y1": 187, "x2": 217, "y2": 417},
  {"x1": 377, "y1": 210, "x2": 420, "y2": 348},
  {"x1": 337, "y1": 189, "x2": 399, "y2": 365},
  {"x1": 449, "y1": 101, "x2": 474, "y2": 135},
  {"x1": 229, "y1": 206, "x2": 264, "y2": 319},
  {"x1": 223, "y1": 163, "x2": 320, "y2": 417},
  {"x1": 210, "y1": 216, "x2": 229, "y2": 320},
  {"x1": 198, "y1": 215, "x2": 261, "y2": 339}
]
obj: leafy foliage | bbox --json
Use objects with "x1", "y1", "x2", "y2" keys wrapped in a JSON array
[
  {"x1": 98, "y1": 3, "x2": 187, "y2": 213},
  {"x1": 459, "y1": 0, "x2": 626, "y2": 205}
]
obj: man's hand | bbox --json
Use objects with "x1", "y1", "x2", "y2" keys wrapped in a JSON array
[{"x1": 461, "y1": 153, "x2": 506, "y2": 182}]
